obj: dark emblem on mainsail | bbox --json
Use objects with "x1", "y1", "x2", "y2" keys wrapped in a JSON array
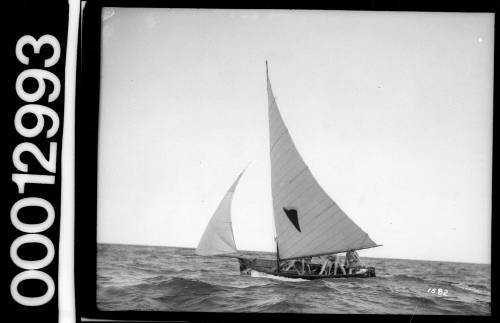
[{"x1": 283, "y1": 207, "x2": 301, "y2": 232}]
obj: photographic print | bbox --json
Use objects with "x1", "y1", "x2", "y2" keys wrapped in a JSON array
[{"x1": 96, "y1": 8, "x2": 492, "y2": 315}]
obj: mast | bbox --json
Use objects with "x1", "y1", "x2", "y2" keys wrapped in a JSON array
[
  {"x1": 275, "y1": 237, "x2": 280, "y2": 273},
  {"x1": 267, "y1": 60, "x2": 281, "y2": 273}
]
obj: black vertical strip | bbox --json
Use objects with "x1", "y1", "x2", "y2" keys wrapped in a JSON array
[
  {"x1": 4, "y1": 1, "x2": 68, "y2": 323},
  {"x1": 75, "y1": 0, "x2": 102, "y2": 320}
]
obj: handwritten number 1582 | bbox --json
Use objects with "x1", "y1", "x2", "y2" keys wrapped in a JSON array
[{"x1": 427, "y1": 288, "x2": 448, "y2": 296}]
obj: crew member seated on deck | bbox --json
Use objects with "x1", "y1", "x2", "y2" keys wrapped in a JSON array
[
  {"x1": 282, "y1": 257, "x2": 313, "y2": 275},
  {"x1": 283, "y1": 259, "x2": 301, "y2": 273},
  {"x1": 301, "y1": 256, "x2": 312, "y2": 275},
  {"x1": 319, "y1": 254, "x2": 346, "y2": 276},
  {"x1": 345, "y1": 249, "x2": 361, "y2": 274}
]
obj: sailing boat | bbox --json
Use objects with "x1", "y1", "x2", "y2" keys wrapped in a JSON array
[{"x1": 196, "y1": 62, "x2": 380, "y2": 279}]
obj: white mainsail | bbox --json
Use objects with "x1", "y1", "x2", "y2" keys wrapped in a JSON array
[
  {"x1": 266, "y1": 62, "x2": 378, "y2": 260},
  {"x1": 195, "y1": 170, "x2": 244, "y2": 256}
]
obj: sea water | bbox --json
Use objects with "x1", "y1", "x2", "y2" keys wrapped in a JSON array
[{"x1": 97, "y1": 243, "x2": 490, "y2": 315}]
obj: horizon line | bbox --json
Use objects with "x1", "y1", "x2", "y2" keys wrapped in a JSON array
[{"x1": 97, "y1": 241, "x2": 491, "y2": 266}]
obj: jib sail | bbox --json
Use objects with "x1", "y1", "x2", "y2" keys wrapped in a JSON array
[
  {"x1": 195, "y1": 170, "x2": 245, "y2": 256},
  {"x1": 266, "y1": 62, "x2": 378, "y2": 260}
]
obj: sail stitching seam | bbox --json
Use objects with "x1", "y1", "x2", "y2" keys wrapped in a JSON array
[
  {"x1": 281, "y1": 207, "x2": 346, "y2": 250},
  {"x1": 273, "y1": 166, "x2": 310, "y2": 198},
  {"x1": 279, "y1": 203, "x2": 340, "y2": 243},
  {"x1": 270, "y1": 129, "x2": 289, "y2": 152}
]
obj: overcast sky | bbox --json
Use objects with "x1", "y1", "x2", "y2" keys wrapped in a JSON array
[{"x1": 97, "y1": 8, "x2": 493, "y2": 264}]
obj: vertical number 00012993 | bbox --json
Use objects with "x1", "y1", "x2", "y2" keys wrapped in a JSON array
[{"x1": 10, "y1": 35, "x2": 62, "y2": 307}]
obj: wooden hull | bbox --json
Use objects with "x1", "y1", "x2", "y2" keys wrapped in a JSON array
[{"x1": 237, "y1": 257, "x2": 376, "y2": 280}]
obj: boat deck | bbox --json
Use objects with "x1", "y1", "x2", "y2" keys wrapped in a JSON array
[{"x1": 237, "y1": 257, "x2": 376, "y2": 279}]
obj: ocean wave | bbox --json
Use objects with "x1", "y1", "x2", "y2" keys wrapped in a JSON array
[
  {"x1": 468, "y1": 283, "x2": 490, "y2": 290},
  {"x1": 148, "y1": 273, "x2": 278, "y2": 291},
  {"x1": 321, "y1": 280, "x2": 342, "y2": 291},
  {"x1": 98, "y1": 286, "x2": 130, "y2": 298},
  {"x1": 250, "y1": 270, "x2": 308, "y2": 282},
  {"x1": 249, "y1": 295, "x2": 309, "y2": 313},
  {"x1": 390, "y1": 293, "x2": 441, "y2": 308},
  {"x1": 157, "y1": 277, "x2": 223, "y2": 293},
  {"x1": 153, "y1": 293, "x2": 219, "y2": 310},
  {"x1": 97, "y1": 244, "x2": 491, "y2": 315},
  {"x1": 126, "y1": 263, "x2": 201, "y2": 276},
  {"x1": 376, "y1": 273, "x2": 394, "y2": 278},
  {"x1": 101, "y1": 276, "x2": 225, "y2": 297},
  {"x1": 145, "y1": 275, "x2": 170, "y2": 283},
  {"x1": 260, "y1": 299, "x2": 309, "y2": 312},
  {"x1": 452, "y1": 282, "x2": 491, "y2": 296},
  {"x1": 390, "y1": 274, "x2": 429, "y2": 284}
]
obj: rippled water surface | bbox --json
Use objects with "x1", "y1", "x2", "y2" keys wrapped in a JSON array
[{"x1": 97, "y1": 243, "x2": 490, "y2": 315}]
